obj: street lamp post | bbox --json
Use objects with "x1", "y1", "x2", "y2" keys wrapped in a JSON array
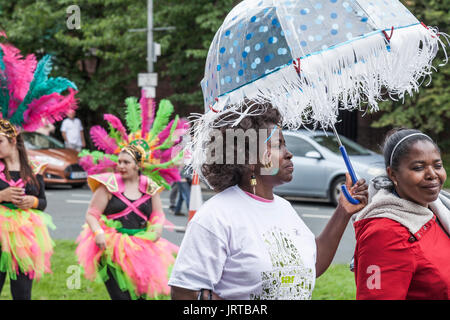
[{"x1": 129, "y1": 0, "x2": 175, "y2": 98}]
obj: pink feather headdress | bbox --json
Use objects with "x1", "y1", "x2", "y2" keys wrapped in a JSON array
[
  {"x1": 0, "y1": 31, "x2": 78, "y2": 132},
  {"x1": 78, "y1": 90, "x2": 189, "y2": 189}
]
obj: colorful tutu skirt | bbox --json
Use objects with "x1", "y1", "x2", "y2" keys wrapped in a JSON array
[
  {"x1": 75, "y1": 216, "x2": 179, "y2": 299},
  {"x1": 0, "y1": 204, "x2": 55, "y2": 280}
]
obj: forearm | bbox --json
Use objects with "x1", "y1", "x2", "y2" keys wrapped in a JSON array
[
  {"x1": 171, "y1": 286, "x2": 222, "y2": 300},
  {"x1": 171, "y1": 286, "x2": 199, "y2": 300},
  {"x1": 86, "y1": 212, "x2": 103, "y2": 232},
  {"x1": 36, "y1": 175, "x2": 47, "y2": 210},
  {"x1": 315, "y1": 205, "x2": 351, "y2": 277}
]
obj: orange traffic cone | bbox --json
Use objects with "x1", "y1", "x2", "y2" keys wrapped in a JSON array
[{"x1": 188, "y1": 172, "x2": 203, "y2": 222}]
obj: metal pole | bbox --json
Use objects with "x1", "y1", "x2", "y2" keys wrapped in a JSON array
[
  {"x1": 147, "y1": 0, "x2": 154, "y2": 73},
  {"x1": 331, "y1": 124, "x2": 343, "y2": 147}
]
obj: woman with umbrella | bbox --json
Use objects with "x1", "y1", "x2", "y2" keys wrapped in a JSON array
[
  {"x1": 169, "y1": 101, "x2": 368, "y2": 300},
  {"x1": 170, "y1": 0, "x2": 447, "y2": 300}
]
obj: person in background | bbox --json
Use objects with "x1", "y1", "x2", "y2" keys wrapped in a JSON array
[
  {"x1": 169, "y1": 182, "x2": 179, "y2": 214},
  {"x1": 173, "y1": 165, "x2": 191, "y2": 216},
  {"x1": 353, "y1": 128, "x2": 450, "y2": 300},
  {"x1": 61, "y1": 110, "x2": 86, "y2": 152}
]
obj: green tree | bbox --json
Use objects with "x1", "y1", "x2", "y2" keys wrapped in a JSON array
[
  {"x1": 0, "y1": 0, "x2": 237, "y2": 127},
  {"x1": 0, "y1": 0, "x2": 148, "y2": 132},
  {"x1": 372, "y1": 0, "x2": 450, "y2": 143},
  {"x1": 153, "y1": 0, "x2": 236, "y2": 112}
]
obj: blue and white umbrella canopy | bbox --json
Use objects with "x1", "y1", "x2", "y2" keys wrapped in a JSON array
[{"x1": 189, "y1": 0, "x2": 448, "y2": 176}]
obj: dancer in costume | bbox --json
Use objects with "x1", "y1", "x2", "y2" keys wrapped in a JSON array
[
  {"x1": 0, "y1": 33, "x2": 78, "y2": 299},
  {"x1": 76, "y1": 91, "x2": 188, "y2": 300}
]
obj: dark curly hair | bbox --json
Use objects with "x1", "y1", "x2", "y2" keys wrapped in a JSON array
[{"x1": 201, "y1": 101, "x2": 281, "y2": 192}]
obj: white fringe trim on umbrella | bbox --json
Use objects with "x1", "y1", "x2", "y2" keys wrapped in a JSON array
[{"x1": 186, "y1": 23, "x2": 448, "y2": 184}]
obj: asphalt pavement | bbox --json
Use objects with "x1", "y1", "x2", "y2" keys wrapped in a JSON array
[{"x1": 43, "y1": 184, "x2": 355, "y2": 265}]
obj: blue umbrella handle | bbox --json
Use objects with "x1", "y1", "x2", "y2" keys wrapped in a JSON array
[{"x1": 339, "y1": 145, "x2": 360, "y2": 205}]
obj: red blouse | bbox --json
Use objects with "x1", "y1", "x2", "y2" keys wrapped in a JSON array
[{"x1": 353, "y1": 216, "x2": 450, "y2": 300}]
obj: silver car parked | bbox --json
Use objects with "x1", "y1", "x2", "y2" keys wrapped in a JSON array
[{"x1": 274, "y1": 130, "x2": 386, "y2": 206}]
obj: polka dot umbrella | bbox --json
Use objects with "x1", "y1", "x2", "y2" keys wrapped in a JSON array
[{"x1": 189, "y1": 0, "x2": 448, "y2": 202}]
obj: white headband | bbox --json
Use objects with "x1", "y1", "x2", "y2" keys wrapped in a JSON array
[{"x1": 389, "y1": 133, "x2": 431, "y2": 167}]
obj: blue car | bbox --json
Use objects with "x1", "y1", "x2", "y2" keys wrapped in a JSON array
[{"x1": 274, "y1": 130, "x2": 386, "y2": 205}]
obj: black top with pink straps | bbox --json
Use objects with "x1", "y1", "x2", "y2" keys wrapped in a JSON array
[
  {"x1": 0, "y1": 171, "x2": 46, "y2": 211},
  {"x1": 103, "y1": 193, "x2": 152, "y2": 230},
  {"x1": 86, "y1": 172, "x2": 163, "y2": 232}
]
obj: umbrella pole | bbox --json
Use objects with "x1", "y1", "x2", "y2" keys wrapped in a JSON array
[{"x1": 331, "y1": 125, "x2": 360, "y2": 205}]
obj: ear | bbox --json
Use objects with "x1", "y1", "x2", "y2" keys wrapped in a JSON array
[
  {"x1": 387, "y1": 167, "x2": 398, "y2": 186},
  {"x1": 8, "y1": 137, "x2": 17, "y2": 147}
]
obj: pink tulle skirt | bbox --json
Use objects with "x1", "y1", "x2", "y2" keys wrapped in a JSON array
[
  {"x1": 75, "y1": 217, "x2": 178, "y2": 299},
  {"x1": 0, "y1": 206, "x2": 55, "y2": 280}
]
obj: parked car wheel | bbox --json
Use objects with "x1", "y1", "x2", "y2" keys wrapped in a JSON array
[{"x1": 330, "y1": 175, "x2": 346, "y2": 206}]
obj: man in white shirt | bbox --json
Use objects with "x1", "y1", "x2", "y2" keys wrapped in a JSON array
[{"x1": 60, "y1": 110, "x2": 86, "y2": 151}]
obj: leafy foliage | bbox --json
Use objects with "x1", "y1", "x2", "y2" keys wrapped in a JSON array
[
  {"x1": 0, "y1": 0, "x2": 147, "y2": 131},
  {"x1": 371, "y1": 0, "x2": 450, "y2": 141},
  {"x1": 0, "y1": 0, "x2": 447, "y2": 145}
]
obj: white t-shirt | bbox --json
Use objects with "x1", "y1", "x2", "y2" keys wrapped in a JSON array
[
  {"x1": 168, "y1": 185, "x2": 317, "y2": 300},
  {"x1": 61, "y1": 118, "x2": 83, "y2": 147}
]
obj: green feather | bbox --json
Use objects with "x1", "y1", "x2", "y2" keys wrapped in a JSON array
[
  {"x1": 78, "y1": 150, "x2": 118, "y2": 164},
  {"x1": 125, "y1": 97, "x2": 141, "y2": 134},
  {"x1": 10, "y1": 77, "x2": 76, "y2": 125},
  {"x1": 13, "y1": 55, "x2": 54, "y2": 123},
  {"x1": 148, "y1": 99, "x2": 174, "y2": 140},
  {"x1": 154, "y1": 115, "x2": 179, "y2": 150},
  {"x1": 143, "y1": 151, "x2": 183, "y2": 171},
  {"x1": 142, "y1": 169, "x2": 170, "y2": 190},
  {"x1": 9, "y1": 52, "x2": 76, "y2": 126},
  {"x1": 0, "y1": 47, "x2": 5, "y2": 71},
  {"x1": 108, "y1": 123, "x2": 122, "y2": 145},
  {"x1": 0, "y1": 47, "x2": 10, "y2": 118},
  {"x1": 28, "y1": 55, "x2": 53, "y2": 92},
  {"x1": 0, "y1": 80, "x2": 9, "y2": 119}
]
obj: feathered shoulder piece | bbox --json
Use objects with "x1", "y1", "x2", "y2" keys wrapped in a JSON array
[
  {"x1": 78, "y1": 90, "x2": 189, "y2": 190},
  {"x1": 0, "y1": 31, "x2": 78, "y2": 132}
]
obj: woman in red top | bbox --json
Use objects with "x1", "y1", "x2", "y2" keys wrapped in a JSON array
[{"x1": 353, "y1": 128, "x2": 450, "y2": 300}]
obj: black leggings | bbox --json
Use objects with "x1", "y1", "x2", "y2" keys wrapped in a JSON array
[
  {"x1": 103, "y1": 267, "x2": 146, "y2": 300},
  {"x1": 104, "y1": 267, "x2": 131, "y2": 300},
  {"x1": 0, "y1": 271, "x2": 33, "y2": 300}
]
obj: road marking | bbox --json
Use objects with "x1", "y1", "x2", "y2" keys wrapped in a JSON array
[
  {"x1": 66, "y1": 199, "x2": 91, "y2": 204},
  {"x1": 165, "y1": 225, "x2": 186, "y2": 233},
  {"x1": 294, "y1": 206, "x2": 320, "y2": 211},
  {"x1": 71, "y1": 194, "x2": 91, "y2": 198},
  {"x1": 302, "y1": 213, "x2": 331, "y2": 219}
]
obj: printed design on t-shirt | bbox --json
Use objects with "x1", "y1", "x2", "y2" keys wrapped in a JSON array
[{"x1": 250, "y1": 226, "x2": 314, "y2": 300}]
